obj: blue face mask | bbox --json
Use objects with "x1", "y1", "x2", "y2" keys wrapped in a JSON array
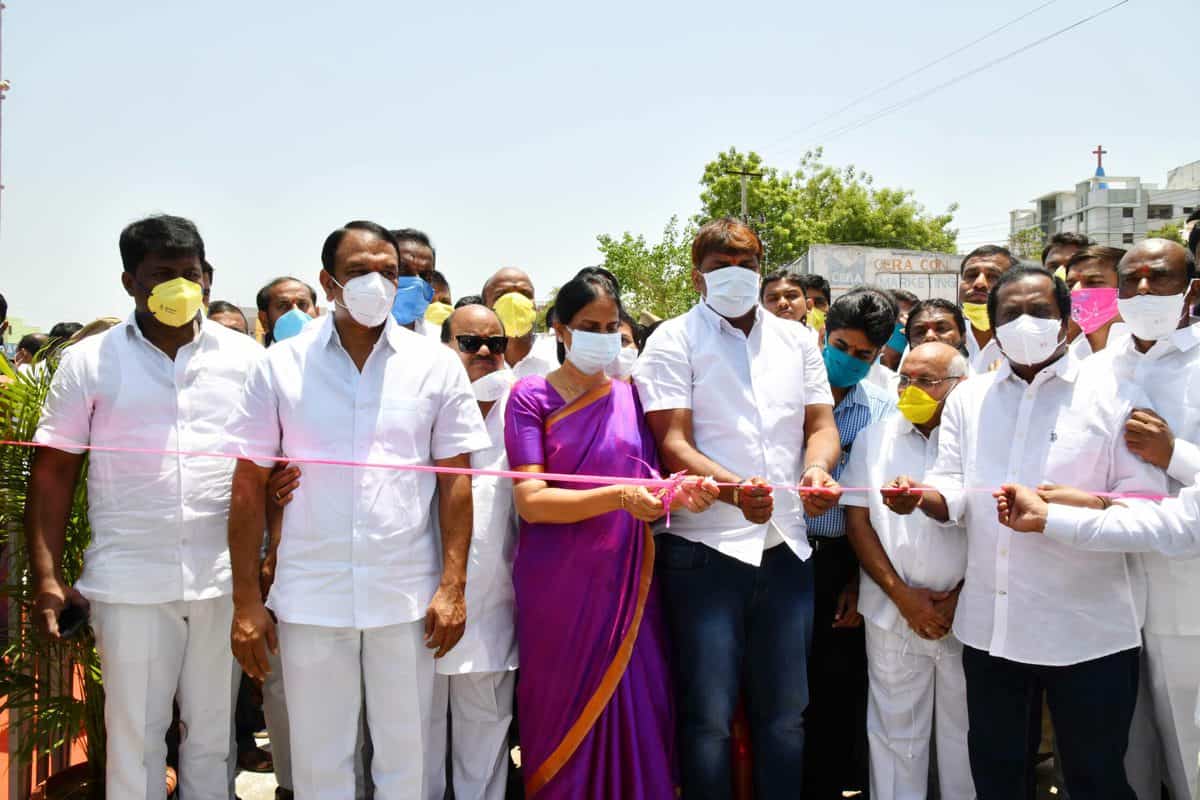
[
  {"x1": 885, "y1": 322, "x2": 907, "y2": 354},
  {"x1": 273, "y1": 307, "x2": 313, "y2": 343},
  {"x1": 391, "y1": 276, "x2": 434, "y2": 325},
  {"x1": 823, "y1": 344, "x2": 872, "y2": 388}
]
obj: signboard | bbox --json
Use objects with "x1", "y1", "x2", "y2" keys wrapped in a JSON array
[{"x1": 803, "y1": 245, "x2": 962, "y2": 301}]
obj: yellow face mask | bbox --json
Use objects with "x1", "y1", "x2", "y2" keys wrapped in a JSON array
[
  {"x1": 807, "y1": 307, "x2": 827, "y2": 332},
  {"x1": 148, "y1": 277, "x2": 204, "y2": 328},
  {"x1": 424, "y1": 301, "x2": 454, "y2": 327},
  {"x1": 897, "y1": 385, "x2": 941, "y2": 425},
  {"x1": 493, "y1": 292, "x2": 536, "y2": 337},
  {"x1": 961, "y1": 302, "x2": 990, "y2": 332}
]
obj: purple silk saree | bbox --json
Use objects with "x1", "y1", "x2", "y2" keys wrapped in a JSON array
[{"x1": 504, "y1": 376, "x2": 676, "y2": 799}]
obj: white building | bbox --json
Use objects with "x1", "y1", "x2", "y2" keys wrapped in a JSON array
[{"x1": 1009, "y1": 154, "x2": 1200, "y2": 249}]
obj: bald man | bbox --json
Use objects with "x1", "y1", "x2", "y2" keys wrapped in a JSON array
[
  {"x1": 841, "y1": 342, "x2": 973, "y2": 799},
  {"x1": 1075, "y1": 238, "x2": 1200, "y2": 800},
  {"x1": 426, "y1": 304, "x2": 519, "y2": 800},
  {"x1": 482, "y1": 268, "x2": 556, "y2": 378}
]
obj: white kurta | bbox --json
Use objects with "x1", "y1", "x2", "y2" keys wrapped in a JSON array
[
  {"x1": 1068, "y1": 323, "x2": 1200, "y2": 800},
  {"x1": 437, "y1": 389, "x2": 519, "y2": 675},
  {"x1": 841, "y1": 415, "x2": 973, "y2": 798}
]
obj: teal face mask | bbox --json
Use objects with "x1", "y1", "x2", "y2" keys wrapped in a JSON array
[
  {"x1": 823, "y1": 344, "x2": 872, "y2": 388},
  {"x1": 885, "y1": 322, "x2": 907, "y2": 354},
  {"x1": 273, "y1": 307, "x2": 313, "y2": 343}
]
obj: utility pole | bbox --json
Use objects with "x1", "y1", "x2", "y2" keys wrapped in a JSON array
[{"x1": 725, "y1": 169, "x2": 762, "y2": 220}]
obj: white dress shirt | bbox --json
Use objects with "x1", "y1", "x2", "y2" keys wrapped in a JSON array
[
  {"x1": 963, "y1": 326, "x2": 1003, "y2": 374},
  {"x1": 633, "y1": 303, "x2": 834, "y2": 566},
  {"x1": 227, "y1": 314, "x2": 490, "y2": 629},
  {"x1": 865, "y1": 361, "x2": 901, "y2": 395},
  {"x1": 926, "y1": 354, "x2": 1166, "y2": 665},
  {"x1": 437, "y1": 383, "x2": 519, "y2": 675},
  {"x1": 841, "y1": 415, "x2": 967, "y2": 635},
  {"x1": 33, "y1": 316, "x2": 264, "y2": 604},
  {"x1": 510, "y1": 334, "x2": 557, "y2": 379},
  {"x1": 1079, "y1": 322, "x2": 1200, "y2": 636}
]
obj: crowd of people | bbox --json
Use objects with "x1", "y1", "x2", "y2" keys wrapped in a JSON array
[{"x1": 4, "y1": 209, "x2": 1200, "y2": 800}]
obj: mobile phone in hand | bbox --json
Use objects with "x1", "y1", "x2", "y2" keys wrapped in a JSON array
[{"x1": 57, "y1": 603, "x2": 89, "y2": 640}]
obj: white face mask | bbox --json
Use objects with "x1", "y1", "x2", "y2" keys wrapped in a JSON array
[
  {"x1": 704, "y1": 267, "x2": 760, "y2": 319},
  {"x1": 565, "y1": 329, "x2": 622, "y2": 375},
  {"x1": 995, "y1": 314, "x2": 1064, "y2": 366},
  {"x1": 1117, "y1": 292, "x2": 1186, "y2": 342},
  {"x1": 333, "y1": 272, "x2": 396, "y2": 328},
  {"x1": 607, "y1": 346, "x2": 638, "y2": 379},
  {"x1": 471, "y1": 368, "x2": 514, "y2": 402}
]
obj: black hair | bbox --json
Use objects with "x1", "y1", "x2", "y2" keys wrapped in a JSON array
[
  {"x1": 455, "y1": 294, "x2": 485, "y2": 309},
  {"x1": 796, "y1": 273, "x2": 831, "y2": 303},
  {"x1": 48, "y1": 322, "x2": 83, "y2": 340},
  {"x1": 18, "y1": 332, "x2": 48, "y2": 355},
  {"x1": 1188, "y1": 224, "x2": 1200, "y2": 262},
  {"x1": 554, "y1": 273, "x2": 622, "y2": 364},
  {"x1": 905, "y1": 298, "x2": 966, "y2": 348},
  {"x1": 119, "y1": 214, "x2": 206, "y2": 273},
  {"x1": 618, "y1": 309, "x2": 645, "y2": 352},
  {"x1": 1040, "y1": 232, "x2": 1091, "y2": 265},
  {"x1": 256, "y1": 276, "x2": 318, "y2": 313},
  {"x1": 429, "y1": 270, "x2": 449, "y2": 290},
  {"x1": 321, "y1": 221, "x2": 400, "y2": 274},
  {"x1": 961, "y1": 245, "x2": 1020, "y2": 274},
  {"x1": 202, "y1": 260, "x2": 214, "y2": 278},
  {"x1": 986, "y1": 266, "x2": 1070, "y2": 328},
  {"x1": 206, "y1": 299, "x2": 246, "y2": 326},
  {"x1": 889, "y1": 289, "x2": 920, "y2": 308},
  {"x1": 825, "y1": 286, "x2": 898, "y2": 348},
  {"x1": 390, "y1": 228, "x2": 436, "y2": 262},
  {"x1": 440, "y1": 303, "x2": 503, "y2": 343},
  {"x1": 1187, "y1": 248, "x2": 1197, "y2": 282},
  {"x1": 1064, "y1": 245, "x2": 1125, "y2": 274},
  {"x1": 760, "y1": 270, "x2": 807, "y2": 300},
  {"x1": 574, "y1": 266, "x2": 621, "y2": 297},
  {"x1": 0, "y1": 291, "x2": 7, "y2": 323}
]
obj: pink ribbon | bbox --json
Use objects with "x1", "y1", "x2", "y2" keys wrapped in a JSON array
[{"x1": 0, "y1": 440, "x2": 1170, "y2": 502}]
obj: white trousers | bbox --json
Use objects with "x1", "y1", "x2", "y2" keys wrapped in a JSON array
[
  {"x1": 91, "y1": 596, "x2": 235, "y2": 800},
  {"x1": 279, "y1": 620, "x2": 434, "y2": 800},
  {"x1": 864, "y1": 621, "x2": 974, "y2": 800},
  {"x1": 1126, "y1": 633, "x2": 1200, "y2": 800},
  {"x1": 426, "y1": 671, "x2": 515, "y2": 800},
  {"x1": 262, "y1": 647, "x2": 294, "y2": 791}
]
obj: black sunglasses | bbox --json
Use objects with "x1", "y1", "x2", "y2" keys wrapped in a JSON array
[{"x1": 456, "y1": 334, "x2": 509, "y2": 354}]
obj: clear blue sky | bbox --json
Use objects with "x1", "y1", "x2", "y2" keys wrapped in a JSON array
[{"x1": 1, "y1": 0, "x2": 1196, "y2": 329}]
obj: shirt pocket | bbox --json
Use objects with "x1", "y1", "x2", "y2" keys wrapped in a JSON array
[{"x1": 1043, "y1": 421, "x2": 1108, "y2": 490}]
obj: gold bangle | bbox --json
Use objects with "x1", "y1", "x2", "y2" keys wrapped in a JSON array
[
  {"x1": 619, "y1": 486, "x2": 628, "y2": 511},
  {"x1": 733, "y1": 484, "x2": 742, "y2": 508}
]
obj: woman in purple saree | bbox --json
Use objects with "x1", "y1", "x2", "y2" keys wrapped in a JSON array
[{"x1": 505, "y1": 273, "x2": 717, "y2": 798}]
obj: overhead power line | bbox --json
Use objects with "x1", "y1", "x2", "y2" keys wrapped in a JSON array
[
  {"x1": 813, "y1": 0, "x2": 1131, "y2": 144},
  {"x1": 764, "y1": 0, "x2": 1061, "y2": 152}
]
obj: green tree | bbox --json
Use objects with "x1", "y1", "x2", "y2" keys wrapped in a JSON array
[
  {"x1": 596, "y1": 216, "x2": 698, "y2": 320},
  {"x1": 696, "y1": 147, "x2": 958, "y2": 265},
  {"x1": 1145, "y1": 222, "x2": 1184, "y2": 244},
  {"x1": 1009, "y1": 226, "x2": 1045, "y2": 261}
]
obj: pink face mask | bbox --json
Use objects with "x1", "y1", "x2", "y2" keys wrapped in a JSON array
[{"x1": 1070, "y1": 288, "x2": 1120, "y2": 335}]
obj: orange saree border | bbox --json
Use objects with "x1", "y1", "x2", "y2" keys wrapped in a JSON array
[
  {"x1": 543, "y1": 381, "x2": 613, "y2": 434},
  {"x1": 525, "y1": 524, "x2": 656, "y2": 797}
]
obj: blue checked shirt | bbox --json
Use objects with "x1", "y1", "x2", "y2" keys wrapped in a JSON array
[{"x1": 805, "y1": 379, "x2": 896, "y2": 538}]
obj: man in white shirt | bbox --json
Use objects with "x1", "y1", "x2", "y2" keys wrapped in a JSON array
[
  {"x1": 483, "y1": 267, "x2": 556, "y2": 378},
  {"x1": 225, "y1": 221, "x2": 490, "y2": 800},
  {"x1": 27, "y1": 214, "x2": 264, "y2": 800},
  {"x1": 1018, "y1": 239, "x2": 1200, "y2": 800},
  {"x1": 426, "y1": 304, "x2": 519, "y2": 800},
  {"x1": 842, "y1": 342, "x2": 973, "y2": 799},
  {"x1": 959, "y1": 245, "x2": 1018, "y2": 373},
  {"x1": 906, "y1": 266, "x2": 1166, "y2": 798},
  {"x1": 633, "y1": 217, "x2": 843, "y2": 798}
]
